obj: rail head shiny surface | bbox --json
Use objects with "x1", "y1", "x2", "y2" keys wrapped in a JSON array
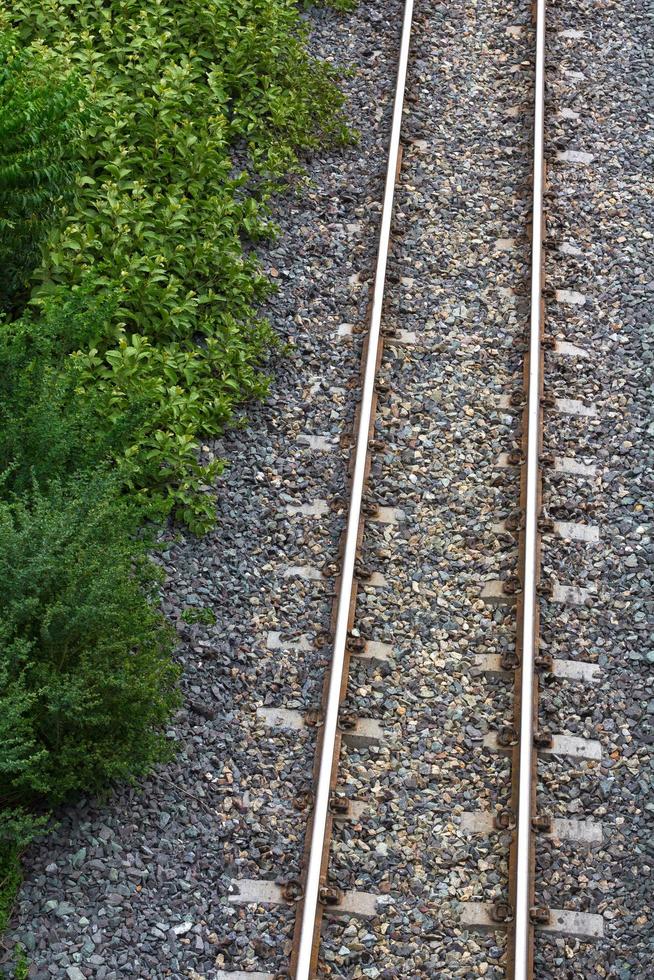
[
  {"x1": 293, "y1": 2, "x2": 415, "y2": 977},
  {"x1": 513, "y1": 2, "x2": 546, "y2": 979}
]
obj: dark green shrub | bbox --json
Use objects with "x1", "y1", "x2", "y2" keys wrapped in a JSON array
[
  {"x1": 0, "y1": 293, "x2": 131, "y2": 497},
  {"x1": 0, "y1": 476, "x2": 180, "y2": 823},
  {"x1": 0, "y1": 31, "x2": 84, "y2": 315},
  {"x1": 0, "y1": 845, "x2": 21, "y2": 934}
]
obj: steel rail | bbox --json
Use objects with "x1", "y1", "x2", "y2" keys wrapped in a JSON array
[
  {"x1": 513, "y1": 1, "x2": 546, "y2": 978},
  {"x1": 293, "y1": 2, "x2": 414, "y2": 976}
]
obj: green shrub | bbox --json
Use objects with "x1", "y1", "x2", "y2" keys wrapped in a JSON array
[
  {"x1": 0, "y1": 845, "x2": 21, "y2": 935},
  {"x1": 0, "y1": 294, "x2": 128, "y2": 497},
  {"x1": 0, "y1": 475, "x2": 180, "y2": 824},
  {"x1": 72, "y1": 318, "x2": 271, "y2": 530},
  {"x1": 0, "y1": 30, "x2": 84, "y2": 315},
  {"x1": 0, "y1": 291, "x2": 272, "y2": 529},
  {"x1": 0, "y1": 0, "x2": 351, "y2": 526}
]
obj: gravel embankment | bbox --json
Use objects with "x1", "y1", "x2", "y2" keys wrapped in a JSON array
[{"x1": 1, "y1": 4, "x2": 402, "y2": 977}]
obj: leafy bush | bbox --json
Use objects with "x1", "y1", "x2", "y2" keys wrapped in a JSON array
[
  {"x1": 72, "y1": 319, "x2": 271, "y2": 530},
  {"x1": 0, "y1": 294, "x2": 126, "y2": 497},
  {"x1": 0, "y1": 296, "x2": 182, "y2": 895},
  {"x1": 0, "y1": 0, "x2": 351, "y2": 526},
  {"x1": 0, "y1": 845, "x2": 21, "y2": 934},
  {"x1": 0, "y1": 30, "x2": 84, "y2": 315},
  {"x1": 0, "y1": 476, "x2": 180, "y2": 825},
  {"x1": 0, "y1": 291, "x2": 273, "y2": 529}
]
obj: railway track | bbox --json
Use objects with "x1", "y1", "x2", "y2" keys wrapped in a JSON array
[{"x1": 222, "y1": 1, "x2": 609, "y2": 976}]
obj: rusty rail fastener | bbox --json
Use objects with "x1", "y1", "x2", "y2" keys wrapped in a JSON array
[
  {"x1": 294, "y1": 788, "x2": 314, "y2": 812},
  {"x1": 347, "y1": 635, "x2": 366, "y2": 654},
  {"x1": 319, "y1": 885, "x2": 343, "y2": 907},
  {"x1": 282, "y1": 879, "x2": 304, "y2": 902},
  {"x1": 531, "y1": 813, "x2": 553, "y2": 833},
  {"x1": 304, "y1": 707, "x2": 324, "y2": 728},
  {"x1": 534, "y1": 652, "x2": 554, "y2": 672},
  {"x1": 533, "y1": 730, "x2": 553, "y2": 750},
  {"x1": 338, "y1": 709, "x2": 358, "y2": 732},
  {"x1": 498, "y1": 725, "x2": 518, "y2": 747},
  {"x1": 329, "y1": 794, "x2": 351, "y2": 816},
  {"x1": 491, "y1": 900, "x2": 514, "y2": 924},
  {"x1": 530, "y1": 906, "x2": 551, "y2": 926},
  {"x1": 503, "y1": 575, "x2": 522, "y2": 596},
  {"x1": 494, "y1": 809, "x2": 517, "y2": 831}
]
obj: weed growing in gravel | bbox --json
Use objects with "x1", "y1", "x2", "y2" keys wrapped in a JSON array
[
  {"x1": 12, "y1": 946, "x2": 29, "y2": 980},
  {"x1": 314, "y1": 0, "x2": 357, "y2": 10},
  {"x1": 181, "y1": 607, "x2": 218, "y2": 627}
]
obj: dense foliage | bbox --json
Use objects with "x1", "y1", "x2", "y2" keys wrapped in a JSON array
[
  {"x1": 0, "y1": 0, "x2": 352, "y2": 949},
  {"x1": 0, "y1": 475, "x2": 180, "y2": 922},
  {"x1": 0, "y1": 294, "x2": 126, "y2": 495},
  {"x1": 0, "y1": 479, "x2": 179, "y2": 812},
  {"x1": 0, "y1": 31, "x2": 84, "y2": 314},
  {"x1": 1, "y1": 0, "x2": 350, "y2": 527},
  {"x1": 0, "y1": 292, "x2": 235, "y2": 527}
]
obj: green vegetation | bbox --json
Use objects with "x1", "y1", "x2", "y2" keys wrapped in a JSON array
[
  {"x1": 0, "y1": 477, "x2": 179, "y2": 811},
  {"x1": 0, "y1": 31, "x2": 84, "y2": 314},
  {"x1": 0, "y1": 293, "x2": 130, "y2": 495},
  {"x1": 0, "y1": 847, "x2": 21, "y2": 934},
  {"x1": 1, "y1": 0, "x2": 351, "y2": 526},
  {"x1": 13, "y1": 946, "x2": 29, "y2": 980},
  {"x1": 0, "y1": 0, "x2": 353, "y2": 946},
  {"x1": 181, "y1": 606, "x2": 218, "y2": 627}
]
